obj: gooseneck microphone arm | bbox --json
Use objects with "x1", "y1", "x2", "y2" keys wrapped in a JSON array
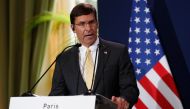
[{"x1": 21, "y1": 43, "x2": 81, "y2": 96}]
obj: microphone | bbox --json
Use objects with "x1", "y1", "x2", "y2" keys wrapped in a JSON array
[{"x1": 21, "y1": 43, "x2": 81, "y2": 96}]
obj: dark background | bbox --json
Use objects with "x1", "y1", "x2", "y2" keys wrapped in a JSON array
[{"x1": 98, "y1": 0, "x2": 190, "y2": 108}]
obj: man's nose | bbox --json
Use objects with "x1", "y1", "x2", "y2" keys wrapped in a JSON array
[{"x1": 84, "y1": 23, "x2": 92, "y2": 30}]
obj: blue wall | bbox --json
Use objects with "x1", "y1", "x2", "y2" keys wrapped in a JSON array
[
  {"x1": 164, "y1": 0, "x2": 190, "y2": 71},
  {"x1": 98, "y1": 0, "x2": 190, "y2": 108}
]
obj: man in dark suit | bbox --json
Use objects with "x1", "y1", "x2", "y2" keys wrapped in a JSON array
[{"x1": 49, "y1": 3, "x2": 139, "y2": 109}]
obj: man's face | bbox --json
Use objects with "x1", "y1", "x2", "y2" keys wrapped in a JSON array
[{"x1": 72, "y1": 13, "x2": 98, "y2": 47}]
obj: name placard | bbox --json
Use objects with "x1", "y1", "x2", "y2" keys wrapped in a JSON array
[{"x1": 9, "y1": 96, "x2": 96, "y2": 109}]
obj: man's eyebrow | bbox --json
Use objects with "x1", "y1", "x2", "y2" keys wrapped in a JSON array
[{"x1": 79, "y1": 19, "x2": 95, "y2": 22}]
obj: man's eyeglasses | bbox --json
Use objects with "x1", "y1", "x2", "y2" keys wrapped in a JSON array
[{"x1": 74, "y1": 20, "x2": 97, "y2": 28}]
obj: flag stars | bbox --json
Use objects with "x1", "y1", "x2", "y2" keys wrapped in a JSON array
[
  {"x1": 136, "y1": 68, "x2": 141, "y2": 74},
  {"x1": 128, "y1": 47, "x2": 132, "y2": 54},
  {"x1": 144, "y1": 28, "x2": 150, "y2": 34},
  {"x1": 129, "y1": 0, "x2": 165, "y2": 75},
  {"x1": 134, "y1": 27, "x2": 141, "y2": 34},
  {"x1": 129, "y1": 27, "x2": 132, "y2": 33},
  {"x1": 135, "y1": 58, "x2": 141, "y2": 65},
  {"x1": 135, "y1": 37, "x2": 141, "y2": 44},
  {"x1": 144, "y1": 0, "x2": 147, "y2": 3},
  {"x1": 134, "y1": 7, "x2": 140, "y2": 13},
  {"x1": 154, "y1": 39, "x2": 160, "y2": 45},
  {"x1": 145, "y1": 59, "x2": 151, "y2": 65},
  {"x1": 144, "y1": 38, "x2": 151, "y2": 45},
  {"x1": 144, "y1": 17, "x2": 150, "y2": 24},
  {"x1": 135, "y1": 48, "x2": 141, "y2": 54},
  {"x1": 154, "y1": 49, "x2": 160, "y2": 55},
  {"x1": 129, "y1": 37, "x2": 132, "y2": 43},
  {"x1": 154, "y1": 29, "x2": 158, "y2": 35},
  {"x1": 134, "y1": 17, "x2": 141, "y2": 23},
  {"x1": 135, "y1": 0, "x2": 141, "y2": 3},
  {"x1": 145, "y1": 48, "x2": 151, "y2": 55},
  {"x1": 144, "y1": 7, "x2": 150, "y2": 13}
]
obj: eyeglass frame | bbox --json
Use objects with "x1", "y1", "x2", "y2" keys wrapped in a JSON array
[{"x1": 74, "y1": 19, "x2": 98, "y2": 28}]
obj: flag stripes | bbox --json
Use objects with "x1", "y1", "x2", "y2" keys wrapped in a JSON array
[
  {"x1": 147, "y1": 67, "x2": 182, "y2": 108},
  {"x1": 140, "y1": 75, "x2": 173, "y2": 108},
  {"x1": 136, "y1": 82, "x2": 161, "y2": 109},
  {"x1": 135, "y1": 98, "x2": 148, "y2": 109},
  {"x1": 153, "y1": 62, "x2": 179, "y2": 97},
  {"x1": 133, "y1": 57, "x2": 183, "y2": 108}
]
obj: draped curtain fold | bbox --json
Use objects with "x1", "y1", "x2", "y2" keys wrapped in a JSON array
[{"x1": 0, "y1": 0, "x2": 53, "y2": 108}]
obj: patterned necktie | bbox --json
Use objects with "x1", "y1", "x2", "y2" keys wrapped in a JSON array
[{"x1": 84, "y1": 48, "x2": 94, "y2": 90}]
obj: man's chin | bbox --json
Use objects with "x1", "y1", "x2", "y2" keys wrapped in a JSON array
[{"x1": 83, "y1": 40, "x2": 96, "y2": 47}]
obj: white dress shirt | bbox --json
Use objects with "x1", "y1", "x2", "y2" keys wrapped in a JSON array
[{"x1": 78, "y1": 37, "x2": 99, "y2": 87}]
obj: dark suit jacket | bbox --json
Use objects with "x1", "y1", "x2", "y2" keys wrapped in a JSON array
[{"x1": 49, "y1": 38, "x2": 139, "y2": 107}]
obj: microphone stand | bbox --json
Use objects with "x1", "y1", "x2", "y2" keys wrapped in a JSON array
[{"x1": 21, "y1": 43, "x2": 81, "y2": 96}]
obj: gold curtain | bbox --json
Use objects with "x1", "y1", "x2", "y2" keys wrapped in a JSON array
[
  {"x1": 0, "y1": 0, "x2": 53, "y2": 108},
  {"x1": 34, "y1": 0, "x2": 76, "y2": 95}
]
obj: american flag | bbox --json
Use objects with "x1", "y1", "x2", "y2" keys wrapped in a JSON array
[{"x1": 128, "y1": 0, "x2": 183, "y2": 108}]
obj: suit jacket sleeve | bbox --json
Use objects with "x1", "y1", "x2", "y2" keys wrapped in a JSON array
[{"x1": 118, "y1": 46, "x2": 139, "y2": 107}]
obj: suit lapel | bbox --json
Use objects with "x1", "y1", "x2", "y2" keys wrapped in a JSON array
[{"x1": 93, "y1": 40, "x2": 110, "y2": 92}]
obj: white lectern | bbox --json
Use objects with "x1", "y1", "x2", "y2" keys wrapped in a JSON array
[{"x1": 9, "y1": 94, "x2": 117, "y2": 109}]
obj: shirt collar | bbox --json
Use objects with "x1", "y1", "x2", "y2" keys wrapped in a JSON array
[{"x1": 79, "y1": 37, "x2": 99, "y2": 52}]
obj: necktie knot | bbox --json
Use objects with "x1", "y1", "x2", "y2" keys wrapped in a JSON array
[{"x1": 86, "y1": 48, "x2": 91, "y2": 56}]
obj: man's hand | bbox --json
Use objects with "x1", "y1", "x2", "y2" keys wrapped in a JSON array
[{"x1": 111, "y1": 96, "x2": 129, "y2": 109}]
